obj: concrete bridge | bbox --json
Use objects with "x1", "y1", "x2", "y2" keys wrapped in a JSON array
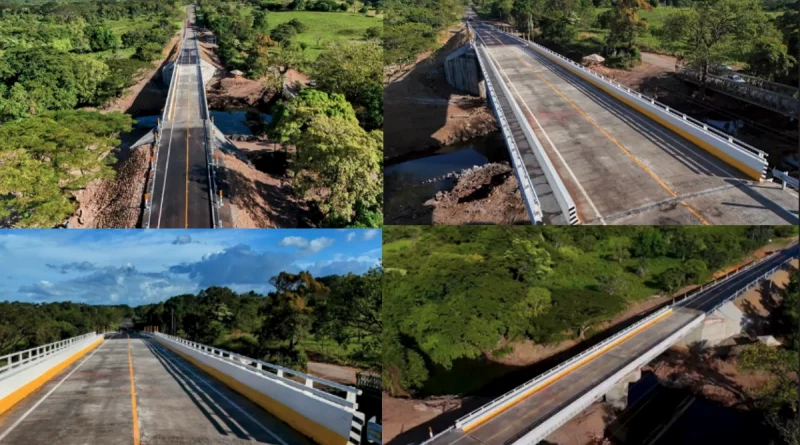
[
  {"x1": 455, "y1": 17, "x2": 798, "y2": 225},
  {"x1": 424, "y1": 243, "x2": 798, "y2": 445},
  {"x1": 139, "y1": 5, "x2": 224, "y2": 228},
  {"x1": 0, "y1": 333, "x2": 367, "y2": 445}
]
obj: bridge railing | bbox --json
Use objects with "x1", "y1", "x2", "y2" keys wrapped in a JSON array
[
  {"x1": 772, "y1": 169, "x2": 799, "y2": 191},
  {"x1": 705, "y1": 244, "x2": 797, "y2": 315},
  {"x1": 495, "y1": 27, "x2": 768, "y2": 169},
  {"x1": 161, "y1": 26, "x2": 187, "y2": 123},
  {"x1": 677, "y1": 69, "x2": 799, "y2": 118},
  {"x1": 192, "y1": 27, "x2": 223, "y2": 228},
  {"x1": 449, "y1": 305, "x2": 672, "y2": 433},
  {"x1": 472, "y1": 22, "x2": 579, "y2": 224},
  {"x1": 151, "y1": 333, "x2": 361, "y2": 410},
  {"x1": 473, "y1": 41, "x2": 544, "y2": 224},
  {"x1": 0, "y1": 333, "x2": 96, "y2": 378}
]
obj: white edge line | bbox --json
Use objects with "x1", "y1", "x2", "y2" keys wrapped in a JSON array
[
  {"x1": 0, "y1": 334, "x2": 113, "y2": 443},
  {"x1": 150, "y1": 340, "x2": 290, "y2": 445},
  {"x1": 481, "y1": 28, "x2": 605, "y2": 224}
]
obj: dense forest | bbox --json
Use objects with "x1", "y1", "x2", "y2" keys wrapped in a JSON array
[
  {"x1": 472, "y1": 0, "x2": 797, "y2": 81},
  {"x1": 0, "y1": 0, "x2": 184, "y2": 228},
  {"x1": 383, "y1": 225, "x2": 798, "y2": 396},
  {"x1": 1, "y1": 268, "x2": 381, "y2": 372}
]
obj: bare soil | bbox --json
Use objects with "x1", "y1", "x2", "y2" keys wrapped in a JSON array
[
  {"x1": 68, "y1": 140, "x2": 151, "y2": 228},
  {"x1": 306, "y1": 362, "x2": 360, "y2": 385},
  {"x1": 387, "y1": 162, "x2": 530, "y2": 225},
  {"x1": 219, "y1": 143, "x2": 317, "y2": 228},
  {"x1": 384, "y1": 24, "x2": 498, "y2": 161}
]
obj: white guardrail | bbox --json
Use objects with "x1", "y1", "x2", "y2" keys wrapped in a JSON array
[
  {"x1": 772, "y1": 169, "x2": 799, "y2": 191},
  {"x1": 470, "y1": 27, "x2": 544, "y2": 224},
  {"x1": 193, "y1": 29, "x2": 223, "y2": 229},
  {"x1": 493, "y1": 26, "x2": 769, "y2": 181},
  {"x1": 453, "y1": 305, "x2": 673, "y2": 431},
  {"x1": 0, "y1": 333, "x2": 97, "y2": 378},
  {"x1": 471, "y1": 23, "x2": 578, "y2": 225},
  {"x1": 151, "y1": 333, "x2": 364, "y2": 445}
]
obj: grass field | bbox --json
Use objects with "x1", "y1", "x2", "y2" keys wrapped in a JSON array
[{"x1": 264, "y1": 11, "x2": 382, "y2": 59}]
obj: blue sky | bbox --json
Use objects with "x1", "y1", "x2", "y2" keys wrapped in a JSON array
[{"x1": 0, "y1": 229, "x2": 381, "y2": 306}]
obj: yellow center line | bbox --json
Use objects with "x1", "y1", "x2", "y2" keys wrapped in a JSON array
[
  {"x1": 185, "y1": 67, "x2": 191, "y2": 229},
  {"x1": 495, "y1": 32, "x2": 710, "y2": 225},
  {"x1": 464, "y1": 308, "x2": 674, "y2": 436},
  {"x1": 128, "y1": 334, "x2": 140, "y2": 445}
]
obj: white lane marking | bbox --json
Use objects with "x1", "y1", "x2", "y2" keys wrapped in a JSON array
[
  {"x1": 477, "y1": 28, "x2": 605, "y2": 224},
  {"x1": 150, "y1": 342, "x2": 289, "y2": 445},
  {"x1": 156, "y1": 65, "x2": 181, "y2": 229},
  {"x1": 0, "y1": 334, "x2": 115, "y2": 442}
]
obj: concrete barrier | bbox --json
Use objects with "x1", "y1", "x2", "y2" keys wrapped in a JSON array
[
  {"x1": 501, "y1": 30, "x2": 769, "y2": 181},
  {"x1": 152, "y1": 334, "x2": 364, "y2": 445},
  {"x1": 0, "y1": 333, "x2": 103, "y2": 415}
]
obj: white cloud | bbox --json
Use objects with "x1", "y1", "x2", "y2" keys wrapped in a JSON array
[
  {"x1": 362, "y1": 229, "x2": 380, "y2": 241},
  {"x1": 278, "y1": 236, "x2": 334, "y2": 254},
  {"x1": 346, "y1": 232, "x2": 356, "y2": 242}
]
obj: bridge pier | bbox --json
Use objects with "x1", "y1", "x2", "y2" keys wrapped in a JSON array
[
  {"x1": 677, "y1": 301, "x2": 744, "y2": 349},
  {"x1": 444, "y1": 44, "x2": 485, "y2": 98},
  {"x1": 604, "y1": 367, "x2": 641, "y2": 410}
]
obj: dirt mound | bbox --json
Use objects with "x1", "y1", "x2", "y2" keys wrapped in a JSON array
[
  {"x1": 220, "y1": 147, "x2": 317, "y2": 228},
  {"x1": 69, "y1": 146, "x2": 150, "y2": 228},
  {"x1": 425, "y1": 162, "x2": 530, "y2": 225},
  {"x1": 207, "y1": 75, "x2": 271, "y2": 109}
]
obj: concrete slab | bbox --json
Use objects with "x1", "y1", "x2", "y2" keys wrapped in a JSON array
[
  {"x1": 476, "y1": 26, "x2": 794, "y2": 225},
  {"x1": 0, "y1": 335, "x2": 313, "y2": 445}
]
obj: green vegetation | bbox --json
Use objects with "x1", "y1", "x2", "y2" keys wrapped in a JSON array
[
  {"x1": 270, "y1": 89, "x2": 383, "y2": 227},
  {"x1": 265, "y1": 10, "x2": 384, "y2": 59},
  {"x1": 384, "y1": 0, "x2": 465, "y2": 66},
  {"x1": 0, "y1": 0, "x2": 182, "y2": 227},
  {"x1": 477, "y1": 0, "x2": 797, "y2": 83},
  {"x1": 135, "y1": 268, "x2": 382, "y2": 370},
  {"x1": 198, "y1": 0, "x2": 383, "y2": 227},
  {"x1": 0, "y1": 111, "x2": 133, "y2": 227},
  {"x1": 383, "y1": 225, "x2": 798, "y2": 396},
  {"x1": 0, "y1": 267, "x2": 381, "y2": 373},
  {"x1": 737, "y1": 267, "x2": 799, "y2": 445},
  {"x1": 0, "y1": 302, "x2": 132, "y2": 357}
]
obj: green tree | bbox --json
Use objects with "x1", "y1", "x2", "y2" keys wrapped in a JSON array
[
  {"x1": 134, "y1": 42, "x2": 163, "y2": 62},
  {"x1": 86, "y1": 25, "x2": 120, "y2": 52},
  {"x1": 663, "y1": 0, "x2": 771, "y2": 89},
  {"x1": 597, "y1": 236, "x2": 632, "y2": 263},
  {"x1": 747, "y1": 38, "x2": 796, "y2": 81},
  {"x1": 503, "y1": 237, "x2": 553, "y2": 283}
]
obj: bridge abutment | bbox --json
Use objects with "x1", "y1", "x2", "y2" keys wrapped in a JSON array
[
  {"x1": 604, "y1": 367, "x2": 642, "y2": 410},
  {"x1": 444, "y1": 44, "x2": 485, "y2": 98},
  {"x1": 677, "y1": 301, "x2": 744, "y2": 349}
]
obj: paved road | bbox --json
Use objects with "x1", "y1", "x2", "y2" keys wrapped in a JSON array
[
  {"x1": 149, "y1": 8, "x2": 213, "y2": 229},
  {"x1": 427, "y1": 243, "x2": 797, "y2": 445},
  {"x1": 0, "y1": 334, "x2": 312, "y2": 445},
  {"x1": 474, "y1": 24, "x2": 797, "y2": 226}
]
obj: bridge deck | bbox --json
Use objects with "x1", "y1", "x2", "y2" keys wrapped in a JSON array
[
  {"x1": 428, "y1": 308, "x2": 702, "y2": 445},
  {"x1": 426, "y1": 244, "x2": 797, "y2": 445},
  {"x1": 149, "y1": 17, "x2": 213, "y2": 229},
  {"x1": 476, "y1": 26, "x2": 797, "y2": 225},
  {"x1": 0, "y1": 335, "x2": 311, "y2": 445}
]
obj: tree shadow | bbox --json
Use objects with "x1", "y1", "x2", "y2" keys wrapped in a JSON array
[{"x1": 223, "y1": 168, "x2": 319, "y2": 228}]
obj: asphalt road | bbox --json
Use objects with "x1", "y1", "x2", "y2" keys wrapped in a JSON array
[
  {"x1": 427, "y1": 243, "x2": 797, "y2": 445},
  {"x1": 474, "y1": 24, "x2": 797, "y2": 226},
  {"x1": 149, "y1": 15, "x2": 213, "y2": 229},
  {"x1": 0, "y1": 334, "x2": 312, "y2": 445}
]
